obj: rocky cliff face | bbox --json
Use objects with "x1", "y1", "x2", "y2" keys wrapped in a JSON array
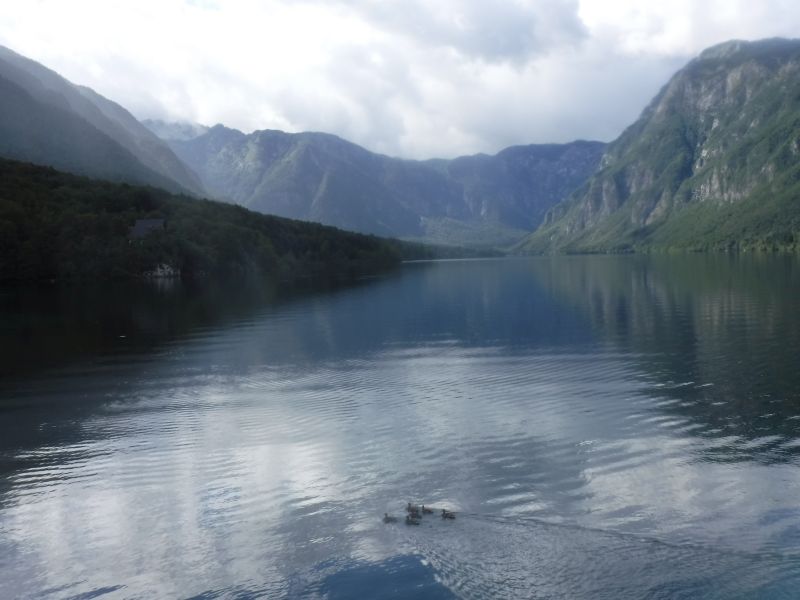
[
  {"x1": 165, "y1": 125, "x2": 604, "y2": 246},
  {"x1": 521, "y1": 38, "x2": 800, "y2": 253}
]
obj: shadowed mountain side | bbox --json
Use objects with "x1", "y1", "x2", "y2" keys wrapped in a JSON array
[
  {"x1": 165, "y1": 125, "x2": 604, "y2": 247},
  {"x1": 0, "y1": 75, "x2": 181, "y2": 191},
  {"x1": 519, "y1": 38, "x2": 800, "y2": 254},
  {"x1": 0, "y1": 45, "x2": 205, "y2": 195}
]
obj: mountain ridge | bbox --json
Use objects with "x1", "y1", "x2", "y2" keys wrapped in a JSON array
[
  {"x1": 163, "y1": 123, "x2": 604, "y2": 247},
  {"x1": 0, "y1": 45, "x2": 205, "y2": 195},
  {"x1": 518, "y1": 37, "x2": 800, "y2": 253},
  {"x1": 0, "y1": 73, "x2": 186, "y2": 193}
]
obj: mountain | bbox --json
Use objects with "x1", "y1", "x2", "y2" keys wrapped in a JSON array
[
  {"x1": 142, "y1": 119, "x2": 209, "y2": 142},
  {"x1": 163, "y1": 124, "x2": 604, "y2": 247},
  {"x1": 0, "y1": 45, "x2": 205, "y2": 195},
  {"x1": 0, "y1": 158, "x2": 415, "y2": 283},
  {"x1": 519, "y1": 38, "x2": 800, "y2": 254}
]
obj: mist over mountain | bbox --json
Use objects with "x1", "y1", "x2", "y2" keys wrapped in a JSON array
[
  {"x1": 520, "y1": 38, "x2": 800, "y2": 253},
  {"x1": 142, "y1": 119, "x2": 210, "y2": 142},
  {"x1": 0, "y1": 45, "x2": 205, "y2": 195},
  {"x1": 163, "y1": 124, "x2": 604, "y2": 247}
]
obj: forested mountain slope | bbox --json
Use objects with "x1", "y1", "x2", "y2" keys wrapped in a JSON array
[{"x1": 0, "y1": 159, "x2": 413, "y2": 283}]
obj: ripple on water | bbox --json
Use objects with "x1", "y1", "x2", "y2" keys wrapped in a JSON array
[
  {"x1": 399, "y1": 514, "x2": 800, "y2": 600},
  {"x1": 3, "y1": 256, "x2": 800, "y2": 598}
]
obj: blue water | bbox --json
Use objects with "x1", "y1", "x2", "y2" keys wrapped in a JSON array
[{"x1": 2, "y1": 255, "x2": 800, "y2": 598}]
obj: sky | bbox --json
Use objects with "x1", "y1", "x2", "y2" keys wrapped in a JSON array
[{"x1": 2, "y1": 0, "x2": 800, "y2": 159}]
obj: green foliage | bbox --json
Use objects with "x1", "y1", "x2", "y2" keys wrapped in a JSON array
[
  {"x1": 644, "y1": 180, "x2": 800, "y2": 253},
  {"x1": 0, "y1": 159, "x2": 410, "y2": 283}
]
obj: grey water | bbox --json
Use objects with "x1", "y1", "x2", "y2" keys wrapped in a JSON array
[{"x1": 2, "y1": 255, "x2": 800, "y2": 598}]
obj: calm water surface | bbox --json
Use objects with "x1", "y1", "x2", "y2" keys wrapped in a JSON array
[{"x1": 2, "y1": 256, "x2": 800, "y2": 598}]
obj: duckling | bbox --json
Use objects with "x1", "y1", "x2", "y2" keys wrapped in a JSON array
[
  {"x1": 421, "y1": 505, "x2": 434, "y2": 514},
  {"x1": 441, "y1": 509, "x2": 456, "y2": 520},
  {"x1": 405, "y1": 514, "x2": 421, "y2": 525},
  {"x1": 383, "y1": 513, "x2": 398, "y2": 523}
]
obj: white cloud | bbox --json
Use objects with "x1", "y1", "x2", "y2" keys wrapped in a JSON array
[{"x1": 0, "y1": 0, "x2": 799, "y2": 158}]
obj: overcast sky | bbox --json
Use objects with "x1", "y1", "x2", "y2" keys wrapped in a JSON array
[{"x1": 2, "y1": 0, "x2": 800, "y2": 158}]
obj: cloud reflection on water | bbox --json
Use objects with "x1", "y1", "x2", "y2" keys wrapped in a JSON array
[{"x1": 2, "y1": 256, "x2": 800, "y2": 597}]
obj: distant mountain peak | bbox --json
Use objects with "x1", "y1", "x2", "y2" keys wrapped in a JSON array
[
  {"x1": 142, "y1": 118, "x2": 210, "y2": 142},
  {"x1": 696, "y1": 39, "x2": 751, "y2": 60},
  {"x1": 166, "y1": 124, "x2": 604, "y2": 247},
  {"x1": 692, "y1": 37, "x2": 800, "y2": 66}
]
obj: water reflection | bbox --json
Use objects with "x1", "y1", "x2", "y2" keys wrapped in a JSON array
[
  {"x1": 2, "y1": 256, "x2": 800, "y2": 598},
  {"x1": 533, "y1": 255, "x2": 800, "y2": 461}
]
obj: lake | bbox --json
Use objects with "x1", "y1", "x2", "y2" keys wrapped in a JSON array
[{"x1": 2, "y1": 255, "x2": 800, "y2": 599}]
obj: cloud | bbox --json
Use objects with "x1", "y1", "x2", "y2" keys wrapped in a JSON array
[
  {"x1": 318, "y1": 0, "x2": 588, "y2": 64},
  {"x1": 579, "y1": 0, "x2": 800, "y2": 56},
  {"x1": 0, "y1": 1, "x2": 799, "y2": 158}
]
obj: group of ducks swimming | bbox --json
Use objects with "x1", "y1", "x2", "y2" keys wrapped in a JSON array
[{"x1": 383, "y1": 502, "x2": 457, "y2": 525}]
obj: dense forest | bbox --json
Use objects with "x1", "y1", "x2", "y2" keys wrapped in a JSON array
[{"x1": 0, "y1": 159, "x2": 475, "y2": 283}]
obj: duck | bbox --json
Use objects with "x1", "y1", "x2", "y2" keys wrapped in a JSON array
[
  {"x1": 421, "y1": 505, "x2": 434, "y2": 514},
  {"x1": 406, "y1": 502, "x2": 420, "y2": 513},
  {"x1": 383, "y1": 513, "x2": 398, "y2": 523},
  {"x1": 441, "y1": 509, "x2": 456, "y2": 520},
  {"x1": 405, "y1": 514, "x2": 421, "y2": 525}
]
